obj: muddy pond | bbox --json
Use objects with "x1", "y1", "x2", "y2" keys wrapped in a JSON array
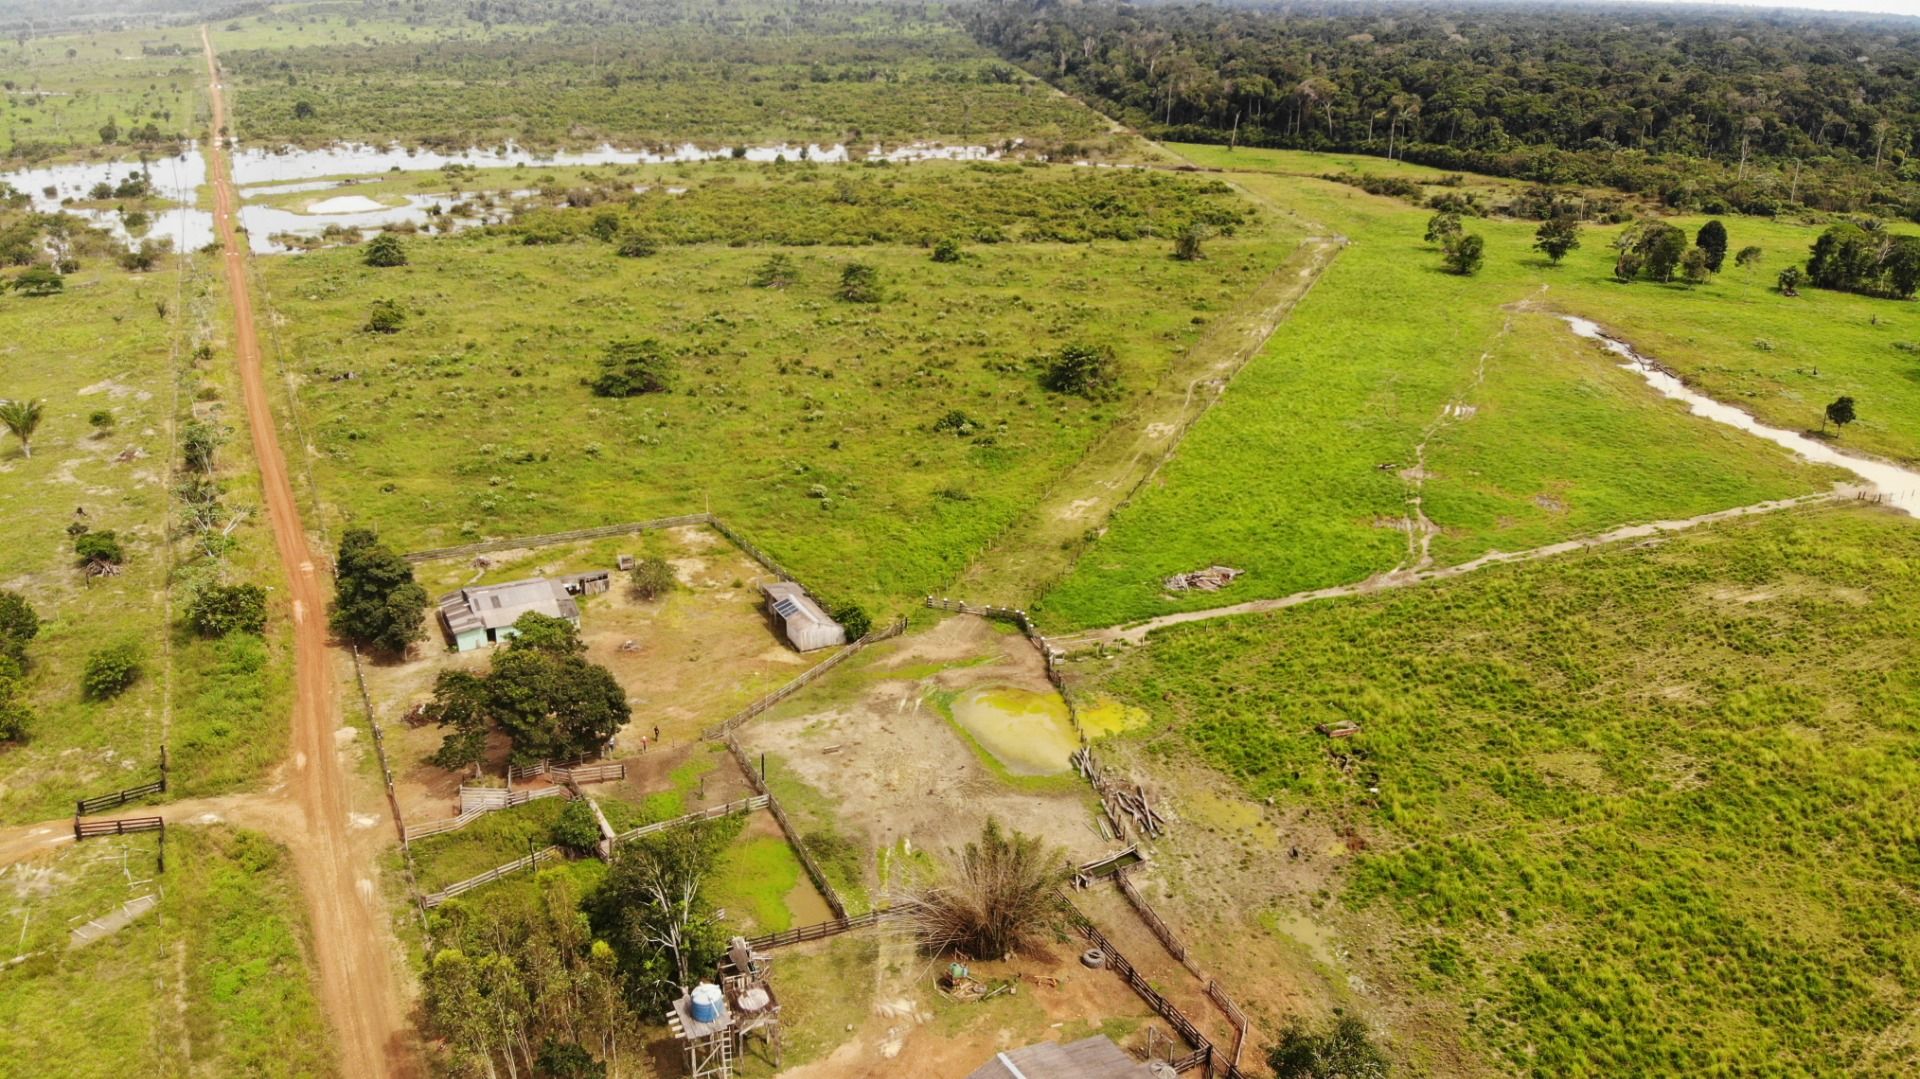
[{"x1": 948, "y1": 687, "x2": 1148, "y2": 775}]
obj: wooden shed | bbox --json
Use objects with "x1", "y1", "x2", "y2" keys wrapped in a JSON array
[{"x1": 760, "y1": 582, "x2": 845, "y2": 652}]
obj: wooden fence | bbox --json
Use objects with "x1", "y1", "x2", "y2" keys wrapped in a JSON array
[
  {"x1": 1208, "y1": 980, "x2": 1250, "y2": 1074},
  {"x1": 700, "y1": 616, "x2": 909, "y2": 740},
  {"x1": 402, "y1": 513, "x2": 712, "y2": 564},
  {"x1": 76, "y1": 778, "x2": 165, "y2": 817},
  {"x1": 459, "y1": 784, "x2": 564, "y2": 813},
  {"x1": 403, "y1": 809, "x2": 489, "y2": 843},
  {"x1": 612, "y1": 796, "x2": 768, "y2": 845},
  {"x1": 744, "y1": 907, "x2": 893, "y2": 951},
  {"x1": 75, "y1": 816, "x2": 164, "y2": 840},
  {"x1": 421, "y1": 845, "x2": 563, "y2": 908},
  {"x1": 725, "y1": 737, "x2": 849, "y2": 921},
  {"x1": 555, "y1": 762, "x2": 626, "y2": 785},
  {"x1": 1119, "y1": 872, "x2": 1198, "y2": 973}
]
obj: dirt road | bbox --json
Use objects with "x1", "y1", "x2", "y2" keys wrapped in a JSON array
[{"x1": 200, "y1": 28, "x2": 419, "y2": 1077}]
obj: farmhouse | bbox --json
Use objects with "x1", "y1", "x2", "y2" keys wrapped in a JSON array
[
  {"x1": 966, "y1": 1035, "x2": 1158, "y2": 1079},
  {"x1": 439, "y1": 576, "x2": 581, "y2": 652},
  {"x1": 760, "y1": 582, "x2": 846, "y2": 652}
]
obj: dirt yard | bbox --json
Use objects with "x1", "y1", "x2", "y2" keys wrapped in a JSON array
[
  {"x1": 364, "y1": 525, "x2": 826, "y2": 823},
  {"x1": 738, "y1": 615, "x2": 1111, "y2": 875}
]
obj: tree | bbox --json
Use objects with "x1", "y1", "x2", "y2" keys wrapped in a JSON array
[
  {"x1": 328, "y1": 528, "x2": 427, "y2": 655},
  {"x1": 1640, "y1": 224, "x2": 1688, "y2": 282},
  {"x1": 1041, "y1": 342, "x2": 1119, "y2": 399},
  {"x1": 1268, "y1": 1014, "x2": 1390, "y2": 1079},
  {"x1": 1614, "y1": 248, "x2": 1644, "y2": 282},
  {"x1": 489, "y1": 628, "x2": 629, "y2": 763},
  {"x1": 505, "y1": 611, "x2": 584, "y2": 655},
  {"x1": 1822, "y1": 395, "x2": 1856, "y2": 434},
  {"x1": 181, "y1": 419, "x2": 221, "y2": 473},
  {"x1": 1680, "y1": 246, "x2": 1713, "y2": 285},
  {"x1": 1696, "y1": 219, "x2": 1729, "y2": 272},
  {"x1": 831, "y1": 603, "x2": 872, "y2": 640},
  {"x1": 74, "y1": 530, "x2": 125, "y2": 568},
  {"x1": 82, "y1": 642, "x2": 141, "y2": 699},
  {"x1": 1532, "y1": 216, "x2": 1580, "y2": 264},
  {"x1": 551, "y1": 800, "x2": 605, "y2": 855},
  {"x1": 425, "y1": 669, "x2": 491, "y2": 773},
  {"x1": 1424, "y1": 211, "x2": 1462, "y2": 245},
  {"x1": 589, "y1": 339, "x2": 674, "y2": 398},
  {"x1": 0, "y1": 590, "x2": 37, "y2": 664},
  {"x1": 12, "y1": 266, "x2": 62, "y2": 295},
  {"x1": 1777, "y1": 265, "x2": 1804, "y2": 296},
  {"x1": 1172, "y1": 223, "x2": 1210, "y2": 261},
  {"x1": 836, "y1": 262, "x2": 882, "y2": 303},
  {"x1": 1440, "y1": 232, "x2": 1483, "y2": 275},
  {"x1": 0, "y1": 397, "x2": 42, "y2": 458},
  {"x1": 752, "y1": 253, "x2": 795, "y2": 289},
  {"x1": 365, "y1": 299, "x2": 405, "y2": 334},
  {"x1": 292, "y1": 100, "x2": 316, "y2": 120},
  {"x1": 591, "y1": 819, "x2": 735, "y2": 1008},
  {"x1": 628, "y1": 557, "x2": 675, "y2": 601},
  {"x1": 187, "y1": 583, "x2": 267, "y2": 636},
  {"x1": 362, "y1": 233, "x2": 407, "y2": 267},
  {"x1": 1735, "y1": 245, "x2": 1764, "y2": 273},
  {"x1": 930, "y1": 238, "x2": 963, "y2": 263}
]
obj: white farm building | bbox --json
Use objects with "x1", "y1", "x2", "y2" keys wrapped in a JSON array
[
  {"x1": 438, "y1": 576, "x2": 581, "y2": 652},
  {"x1": 761, "y1": 582, "x2": 845, "y2": 652}
]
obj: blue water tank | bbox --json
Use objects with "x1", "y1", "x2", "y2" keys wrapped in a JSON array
[{"x1": 689, "y1": 983, "x2": 724, "y2": 1024}]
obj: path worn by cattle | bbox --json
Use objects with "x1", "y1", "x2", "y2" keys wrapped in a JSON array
[
  {"x1": 200, "y1": 27, "x2": 420, "y2": 1077},
  {"x1": 1051, "y1": 490, "x2": 1853, "y2": 649}
]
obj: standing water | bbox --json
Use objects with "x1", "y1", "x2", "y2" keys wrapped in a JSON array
[{"x1": 1565, "y1": 316, "x2": 1920, "y2": 516}]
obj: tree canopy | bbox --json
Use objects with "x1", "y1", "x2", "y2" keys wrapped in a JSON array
[{"x1": 328, "y1": 528, "x2": 428, "y2": 655}]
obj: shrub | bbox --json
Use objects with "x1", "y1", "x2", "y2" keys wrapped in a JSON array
[
  {"x1": 1040, "y1": 342, "x2": 1119, "y2": 400},
  {"x1": 1424, "y1": 211, "x2": 1462, "y2": 245},
  {"x1": 188, "y1": 583, "x2": 268, "y2": 637},
  {"x1": 1777, "y1": 266, "x2": 1804, "y2": 296},
  {"x1": 836, "y1": 262, "x2": 882, "y2": 303},
  {"x1": 12, "y1": 266, "x2": 62, "y2": 295},
  {"x1": 1440, "y1": 232, "x2": 1484, "y2": 275},
  {"x1": 551, "y1": 799, "x2": 604, "y2": 854},
  {"x1": 752, "y1": 253, "x2": 795, "y2": 288},
  {"x1": 899, "y1": 819, "x2": 1058, "y2": 958},
  {"x1": 930, "y1": 237, "x2": 963, "y2": 263},
  {"x1": 1173, "y1": 222, "x2": 1209, "y2": 261},
  {"x1": 363, "y1": 233, "x2": 407, "y2": 267},
  {"x1": 589, "y1": 339, "x2": 675, "y2": 397},
  {"x1": 832, "y1": 603, "x2": 873, "y2": 639},
  {"x1": 1696, "y1": 220, "x2": 1729, "y2": 272},
  {"x1": 88, "y1": 409, "x2": 114, "y2": 431},
  {"x1": 628, "y1": 556, "x2": 676, "y2": 600},
  {"x1": 1268, "y1": 1014, "x2": 1390, "y2": 1079},
  {"x1": 74, "y1": 530, "x2": 125, "y2": 566},
  {"x1": 83, "y1": 642, "x2": 141, "y2": 699},
  {"x1": 0, "y1": 590, "x2": 37, "y2": 660},
  {"x1": 365, "y1": 299, "x2": 406, "y2": 334},
  {"x1": 615, "y1": 231, "x2": 658, "y2": 258}
]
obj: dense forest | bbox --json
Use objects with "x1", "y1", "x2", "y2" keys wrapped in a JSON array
[{"x1": 962, "y1": 0, "x2": 1920, "y2": 218}]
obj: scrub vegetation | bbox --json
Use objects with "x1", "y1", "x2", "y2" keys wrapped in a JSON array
[
  {"x1": 1038, "y1": 143, "x2": 1904, "y2": 630},
  {"x1": 259, "y1": 162, "x2": 1288, "y2": 610},
  {"x1": 222, "y1": 1, "x2": 1115, "y2": 154},
  {"x1": 0, "y1": 826, "x2": 332, "y2": 1076},
  {"x1": 1088, "y1": 502, "x2": 1920, "y2": 1076}
]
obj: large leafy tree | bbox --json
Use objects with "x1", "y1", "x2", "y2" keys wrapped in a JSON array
[
  {"x1": 425, "y1": 613, "x2": 629, "y2": 768},
  {"x1": 589, "y1": 819, "x2": 736, "y2": 1008},
  {"x1": 1696, "y1": 220, "x2": 1729, "y2": 272},
  {"x1": 328, "y1": 528, "x2": 427, "y2": 655}
]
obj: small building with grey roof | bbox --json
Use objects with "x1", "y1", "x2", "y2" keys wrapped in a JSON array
[
  {"x1": 760, "y1": 581, "x2": 845, "y2": 652},
  {"x1": 439, "y1": 576, "x2": 581, "y2": 652}
]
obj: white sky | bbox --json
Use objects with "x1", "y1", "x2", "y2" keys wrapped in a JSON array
[{"x1": 1606, "y1": 0, "x2": 1920, "y2": 15}]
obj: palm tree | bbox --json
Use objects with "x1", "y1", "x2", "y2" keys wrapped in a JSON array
[{"x1": 0, "y1": 398, "x2": 44, "y2": 459}]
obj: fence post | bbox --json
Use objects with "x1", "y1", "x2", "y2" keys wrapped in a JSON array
[{"x1": 159, "y1": 745, "x2": 169, "y2": 792}]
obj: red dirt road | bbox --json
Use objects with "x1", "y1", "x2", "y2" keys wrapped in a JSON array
[{"x1": 201, "y1": 28, "x2": 420, "y2": 1077}]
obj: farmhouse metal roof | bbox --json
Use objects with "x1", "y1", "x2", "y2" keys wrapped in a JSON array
[
  {"x1": 761, "y1": 582, "x2": 831, "y2": 627},
  {"x1": 439, "y1": 577, "x2": 579, "y2": 635},
  {"x1": 965, "y1": 1035, "x2": 1156, "y2": 1079}
]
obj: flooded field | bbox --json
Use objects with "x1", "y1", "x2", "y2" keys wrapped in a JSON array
[{"x1": 1567, "y1": 316, "x2": 1920, "y2": 514}]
